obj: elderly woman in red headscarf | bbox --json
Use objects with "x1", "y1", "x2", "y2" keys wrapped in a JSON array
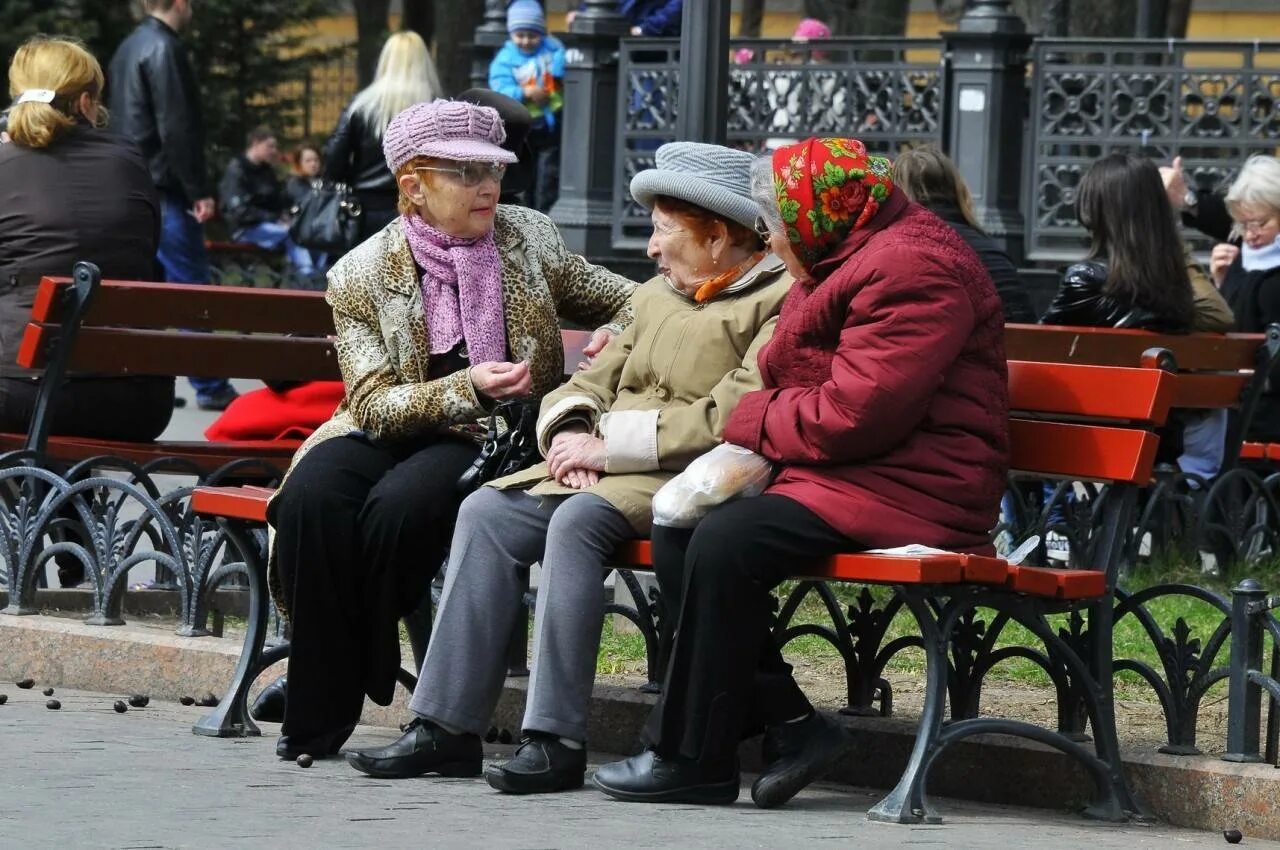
[{"x1": 594, "y1": 138, "x2": 1010, "y2": 808}]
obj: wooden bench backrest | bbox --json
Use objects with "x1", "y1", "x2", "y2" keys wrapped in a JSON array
[{"x1": 1007, "y1": 359, "x2": 1172, "y2": 485}]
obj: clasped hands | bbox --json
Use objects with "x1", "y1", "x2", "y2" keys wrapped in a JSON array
[{"x1": 546, "y1": 424, "x2": 606, "y2": 490}]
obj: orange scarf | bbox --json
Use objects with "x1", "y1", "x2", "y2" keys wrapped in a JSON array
[{"x1": 694, "y1": 251, "x2": 766, "y2": 303}]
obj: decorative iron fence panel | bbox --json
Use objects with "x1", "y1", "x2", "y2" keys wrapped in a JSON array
[
  {"x1": 1026, "y1": 39, "x2": 1280, "y2": 262},
  {"x1": 612, "y1": 38, "x2": 946, "y2": 251},
  {"x1": 273, "y1": 45, "x2": 359, "y2": 146}
]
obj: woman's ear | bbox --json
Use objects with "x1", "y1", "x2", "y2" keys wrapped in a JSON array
[
  {"x1": 709, "y1": 220, "x2": 730, "y2": 265},
  {"x1": 77, "y1": 91, "x2": 101, "y2": 126},
  {"x1": 397, "y1": 171, "x2": 426, "y2": 208}
]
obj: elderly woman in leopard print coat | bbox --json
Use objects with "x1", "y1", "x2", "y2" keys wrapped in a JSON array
[{"x1": 265, "y1": 100, "x2": 635, "y2": 761}]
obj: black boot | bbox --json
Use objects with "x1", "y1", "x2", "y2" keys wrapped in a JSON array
[
  {"x1": 484, "y1": 732, "x2": 587, "y2": 794},
  {"x1": 250, "y1": 675, "x2": 286, "y2": 723},
  {"x1": 592, "y1": 750, "x2": 738, "y2": 805},
  {"x1": 751, "y1": 711, "x2": 855, "y2": 809},
  {"x1": 275, "y1": 722, "x2": 356, "y2": 760},
  {"x1": 345, "y1": 717, "x2": 481, "y2": 779}
]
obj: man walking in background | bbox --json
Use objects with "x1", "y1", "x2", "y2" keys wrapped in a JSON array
[{"x1": 108, "y1": 0, "x2": 238, "y2": 411}]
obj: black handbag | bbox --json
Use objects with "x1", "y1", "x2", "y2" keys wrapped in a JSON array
[
  {"x1": 456, "y1": 400, "x2": 541, "y2": 495},
  {"x1": 288, "y1": 182, "x2": 362, "y2": 254}
]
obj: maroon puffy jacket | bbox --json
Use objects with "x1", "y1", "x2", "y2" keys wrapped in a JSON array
[{"x1": 723, "y1": 193, "x2": 1009, "y2": 553}]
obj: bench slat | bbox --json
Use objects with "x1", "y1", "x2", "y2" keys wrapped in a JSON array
[
  {"x1": 33, "y1": 277, "x2": 334, "y2": 335},
  {"x1": 1007, "y1": 565, "x2": 1107, "y2": 599},
  {"x1": 1007, "y1": 324, "x2": 1262, "y2": 371},
  {"x1": 0, "y1": 433, "x2": 299, "y2": 474},
  {"x1": 1171, "y1": 372, "x2": 1250, "y2": 409},
  {"x1": 192, "y1": 485, "x2": 273, "y2": 523},
  {"x1": 1008, "y1": 361, "x2": 1172, "y2": 422},
  {"x1": 1009, "y1": 419, "x2": 1159, "y2": 484},
  {"x1": 18, "y1": 324, "x2": 340, "y2": 382}
]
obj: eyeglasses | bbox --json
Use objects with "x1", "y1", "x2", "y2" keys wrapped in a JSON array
[
  {"x1": 415, "y1": 162, "x2": 507, "y2": 188},
  {"x1": 1238, "y1": 215, "x2": 1279, "y2": 235},
  {"x1": 754, "y1": 216, "x2": 774, "y2": 240}
]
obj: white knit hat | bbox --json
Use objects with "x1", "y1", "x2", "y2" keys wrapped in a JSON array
[{"x1": 629, "y1": 142, "x2": 761, "y2": 230}]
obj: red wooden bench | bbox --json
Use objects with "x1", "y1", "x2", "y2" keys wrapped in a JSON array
[{"x1": 191, "y1": 350, "x2": 1201, "y2": 823}]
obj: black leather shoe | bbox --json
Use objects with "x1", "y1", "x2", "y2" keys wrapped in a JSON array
[
  {"x1": 275, "y1": 722, "x2": 356, "y2": 760},
  {"x1": 250, "y1": 675, "x2": 286, "y2": 723},
  {"x1": 751, "y1": 711, "x2": 855, "y2": 809},
  {"x1": 345, "y1": 717, "x2": 481, "y2": 779},
  {"x1": 484, "y1": 732, "x2": 587, "y2": 794},
  {"x1": 593, "y1": 750, "x2": 738, "y2": 805}
]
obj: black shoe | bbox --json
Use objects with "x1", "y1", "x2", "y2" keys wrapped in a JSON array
[
  {"x1": 592, "y1": 750, "x2": 738, "y2": 805},
  {"x1": 484, "y1": 732, "x2": 587, "y2": 794},
  {"x1": 249, "y1": 675, "x2": 286, "y2": 723},
  {"x1": 275, "y1": 722, "x2": 356, "y2": 760},
  {"x1": 751, "y1": 711, "x2": 855, "y2": 809},
  {"x1": 345, "y1": 717, "x2": 481, "y2": 779}
]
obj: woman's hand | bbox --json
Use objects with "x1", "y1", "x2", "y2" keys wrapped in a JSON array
[
  {"x1": 470, "y1": 361, "x2": 531, "y2": 401},
  {"x1": 579, "y1": 327, "x2": 617, "y2": 369},
  {"x1": 558, "y1": 467, "x2": 601, "y2": 489},
  {"x1": 547, "y1": 431, "x2": 607, "y2": 479},
  {"x1": 1159, "y1": 155, "x2": 1188, "y2": 210},
  {"x1": 1209, "y1": 243, "x2": 1240, "y2": 288}
]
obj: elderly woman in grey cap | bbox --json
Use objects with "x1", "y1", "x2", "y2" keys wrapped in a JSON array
[
  {"x1": 346, "y1": 141, "x2": 793, "y2": 794},
  {"x1": 266, "y1": 98, "x2": 635, "y2": 762}
]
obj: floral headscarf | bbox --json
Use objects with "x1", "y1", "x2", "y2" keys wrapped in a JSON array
[{"x1": 772, "y1": 138, "x2": 894, "y2": 270}]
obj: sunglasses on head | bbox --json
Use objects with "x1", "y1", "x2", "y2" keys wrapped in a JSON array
[{"x1": 416, "y1": 161, "x2": 507, "y2": 188}]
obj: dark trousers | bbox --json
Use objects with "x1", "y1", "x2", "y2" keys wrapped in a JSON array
[
  {"x1": 267, "y1": 433, "x2": 479, "y2": 739},
  {"x1": 642, "y1": 494, "x2": 857, "y2": 773},
  {"x1": 0, "y1": 375, "x2": 174, "y2": 442}
]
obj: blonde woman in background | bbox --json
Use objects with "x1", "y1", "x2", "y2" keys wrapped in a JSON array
[
  {"x1": 0, "y1": 36, "x2": 173, "y2": 587},
  {"x1": 324, "y1": 31, "x2": 444, "y2": 239}
]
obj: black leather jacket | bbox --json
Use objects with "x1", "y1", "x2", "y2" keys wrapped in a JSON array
[
  {"x1": 218, "y1": 155, "x2": 286, "y2": 232},
  {"x1": 322, "y1": 104, "x2": 396, "y2": 208},
  {"x1": 107, "y1": 17, "x2": 209, "y2": 204},
  {"x1": 1040, "y1": 261, "x2": 1180, "y2": 331}
]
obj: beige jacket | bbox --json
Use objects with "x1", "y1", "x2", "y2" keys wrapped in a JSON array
[
  {"x1": 267, "y1": 205, "x2": 636, "y2": 617},
  {"x1": 491, "y1": 254, "x2": 793, "y2": 535}
]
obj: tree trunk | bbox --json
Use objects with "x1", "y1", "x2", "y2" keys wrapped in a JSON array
[
  {"x1": 850, "y1": 0, "x2": 910, "y2": 36},
  {"x1": 355, "y1": 0, "x2": 392, "y2": 88},
  {"x1": 1165, "y1": 0, "x2": 1193, "y2": 37},
  {"x1": 738, "y1": 0, "x2": 765, "y2": 37},
  {"x1": 803, "y1": 0, "x2": 857, "y2": 36},
  {"x1": 434, "y1": 1, "x2": 486, "y2": 96},
  {"x1": 1039, "y1": 0, "x2": 1070, "y2": 36},
  {"x1": 402, "y1": 0, "x2": 435, "y2": 46},
  {"x1": 1069, "y1": 0, "x2": 1136, "y2": 36}
]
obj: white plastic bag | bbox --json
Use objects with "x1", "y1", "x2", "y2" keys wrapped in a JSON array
[{"x1": 652, "y1": 443, "x2": 774, "y2": 528}]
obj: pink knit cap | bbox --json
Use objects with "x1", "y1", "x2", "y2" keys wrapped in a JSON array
[
  {"x1": 792, "y1": 18, "x2": 832, "y2": 40},
  {"x1": 382, "y1": 99, "x2": 519, "y2": 173}
]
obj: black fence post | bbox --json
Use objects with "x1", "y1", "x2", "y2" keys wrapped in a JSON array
[
  {"x1": 1224, "y1": 577, "x2": 1267, "y2": 763},
  {"x1": 940, "y1": 0, "x2": 1033, "y2": 265},
  {"x1": 675, "y1": 0, "x2": 730, "y2": 144},
  {"x1": 548, "y1": 1, "x2": 629, "y2": 261},
  {"x1": 471, "y1": 0, "x2": 510, "y2": 90}
]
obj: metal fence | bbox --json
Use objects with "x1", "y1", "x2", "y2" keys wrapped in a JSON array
[
  {"x1": 274, "y1": 45, "x2": 359, "y2": 146},
  {"x1": 1025, "y1": 38, "x2": 1280, "y2": 261},
  {"x1": 612, "y1": 37, "x2": 946, "y2": 250}
]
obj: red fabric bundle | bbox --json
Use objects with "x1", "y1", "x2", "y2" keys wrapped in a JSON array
[{"x1": 204, "y1": 381, "x2": 345, "y2": 442}]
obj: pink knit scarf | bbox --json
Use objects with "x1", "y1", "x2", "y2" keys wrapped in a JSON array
[{"x1": 400, "y1": 214, "x2": 507, "y2": 364}]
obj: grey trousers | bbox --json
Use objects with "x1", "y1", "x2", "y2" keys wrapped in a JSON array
[{"x1": 407, "y1": 487, "x2": 633, "y2": 743}]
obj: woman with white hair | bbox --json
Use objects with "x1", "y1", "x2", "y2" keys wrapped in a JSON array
[
  {"x1": 1213, "y1": 155, "x2": 1280, "y2": 440},
  {"x1": 323, "y1": 31, "x2": 443, "y2": 240}
]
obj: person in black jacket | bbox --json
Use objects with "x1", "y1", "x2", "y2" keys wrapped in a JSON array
[
  {"x1": 1, "y1": 36, "x2": 176, "y2": 584},
  {"x1": 323, "y1": 31, "x2": 443, "y2": 244},
  {"x1": 219, "y1": 127, "x2": 315, "y2": 278},
  {"x1": 107, "y1": 0, "x2": 237, "y2": 411},
  {"x1": 892, "y1": 145, "x2": 1036, "y2": 323}
]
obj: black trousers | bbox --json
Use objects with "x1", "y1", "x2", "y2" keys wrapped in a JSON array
[
  {"x1": 0, "y1": 375, "x2": 174, "y2": 441},
  {"x1": 268, "y1": 433, "x2": 479, "y2": 738},
  {"x1": 642, "y1": 494, "x2": 858, "y2": 773}
]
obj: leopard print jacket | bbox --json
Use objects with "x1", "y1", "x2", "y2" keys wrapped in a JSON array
[{"x1": 266, "y1": 205, "x2": 637, "y2": 619}]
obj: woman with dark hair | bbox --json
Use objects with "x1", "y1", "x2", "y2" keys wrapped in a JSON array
[
  {"x1": 1039, "y1": 153, "x2": 1233, "y2": 561},
  {"x1": 893, "y1": 145, "x2": 1035, "y2": 323}
]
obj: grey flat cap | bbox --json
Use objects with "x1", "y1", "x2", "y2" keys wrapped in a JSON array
[{"x1": 629, "y1": 142, "x2": 761, "y2": 230}]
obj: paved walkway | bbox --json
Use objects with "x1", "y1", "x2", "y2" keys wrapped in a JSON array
[{"x1": 1, "y1": 688, "x2": 1262, "y2": 849}]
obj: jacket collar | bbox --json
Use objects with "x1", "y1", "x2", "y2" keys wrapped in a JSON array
[
  {"x1": 807, "y1": 191, "x2": 911, "y2": 282},
  {"x1": 662, "y1": 253, "x2": 785, "y2": 301},
  {"x1": 143, "y1": 15, "x2": 181, "y2": 39}
]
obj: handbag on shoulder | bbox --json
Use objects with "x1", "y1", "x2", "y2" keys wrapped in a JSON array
[
  {"x1": 288, "y1": 182, "x2": 362, "y2": 254},
  {"x1": 456, "y1": 400, "x2": 540, "y2": 495}
]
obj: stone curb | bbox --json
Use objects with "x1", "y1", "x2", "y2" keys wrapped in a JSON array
[{"x1": 1, "y1": 612, "x2": 1277, "y2": 838}]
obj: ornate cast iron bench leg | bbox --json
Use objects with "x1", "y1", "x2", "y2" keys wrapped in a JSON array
[{"x1": 193, "y1": 518, "x2": 269, "y2": 738}]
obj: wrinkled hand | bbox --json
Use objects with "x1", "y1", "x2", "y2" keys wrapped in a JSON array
[
  {"x1": 547, "y1": 431, "x2": 606, "y2": 480},
  {"x1": 1209, "y1": 243, "x2": 1240, "y2": 288},
  {"x1": 558, "y1": 467, "x2": 600, "y2": 489},
  {"x1": 578, "y1": 327, "x2": 617, "y2": 369},
  {"x1": 1159, "y1": 156, "x2": 1188, "y2": 210},
  {"x1": 470, "y1": 360, "x2": 532, "y2": 401},
  {"x1": 192, "y1": 197, "x2": 217, "y2": 223}
]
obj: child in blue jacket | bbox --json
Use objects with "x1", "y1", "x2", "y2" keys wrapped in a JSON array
[{"x1": 489, "y1": 0, "x2": 564, "y2": 212}]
